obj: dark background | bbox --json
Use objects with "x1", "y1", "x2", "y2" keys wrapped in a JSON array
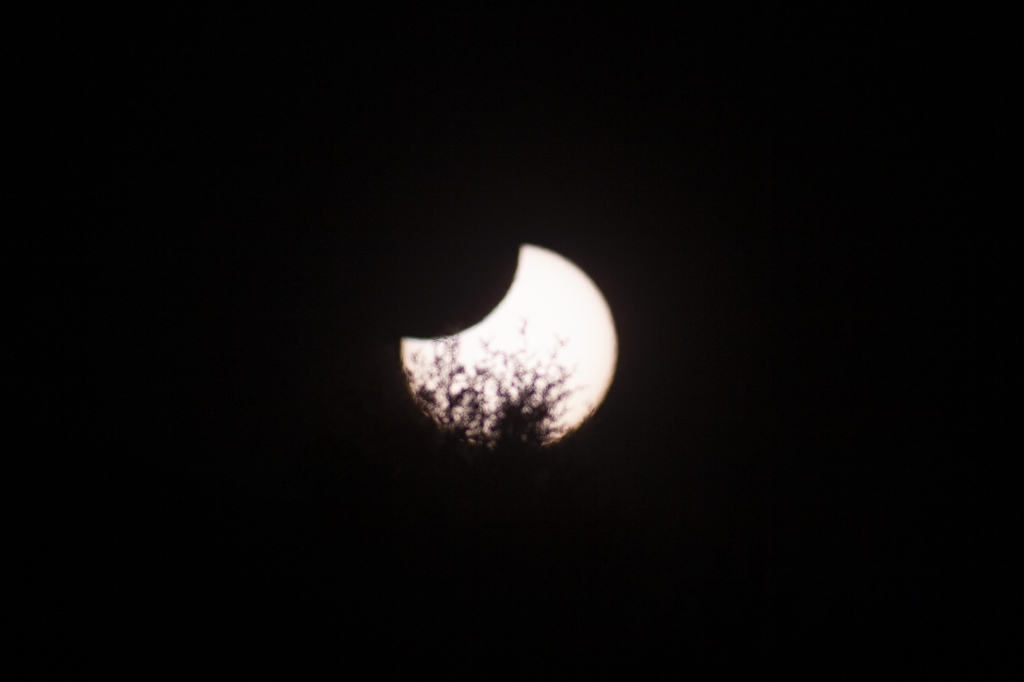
[{"x1": 31, "y1": 14, "x2": 1006, "y2": 674}]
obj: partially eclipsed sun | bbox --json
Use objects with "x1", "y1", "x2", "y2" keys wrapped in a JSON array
[{"x1": 401, "y1": 244, "x2": 617, "y2": 441}]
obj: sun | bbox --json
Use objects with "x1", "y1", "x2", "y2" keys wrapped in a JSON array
[{"x1": 401, "y1": 244, "x2": 617, "y2": 441}]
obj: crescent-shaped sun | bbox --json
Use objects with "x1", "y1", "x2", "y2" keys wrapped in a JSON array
[{"x1": 401, "y1": 244, "x2": 617, "y2": 443}]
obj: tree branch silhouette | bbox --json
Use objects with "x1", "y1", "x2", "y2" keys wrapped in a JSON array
[{"x1": 404, "y1": 325, "x2": 577, "y2": 452}]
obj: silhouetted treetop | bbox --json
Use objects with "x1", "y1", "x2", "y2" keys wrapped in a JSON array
[{"x1": 404, "y1": 327, "x2": 577, "y2": 451}]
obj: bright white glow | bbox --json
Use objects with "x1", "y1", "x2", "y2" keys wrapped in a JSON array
[{"x1": 401, "y1": 244, "x2": 617, "y2": 439}]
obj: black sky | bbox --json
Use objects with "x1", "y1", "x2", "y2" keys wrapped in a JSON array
[{"x1": 33, "y1": 14, "x2": 1004, "y2": 674}]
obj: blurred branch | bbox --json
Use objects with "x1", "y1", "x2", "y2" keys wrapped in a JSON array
[{"x1": 405, "y1": 327, "x2": 577, "y2": 452}]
